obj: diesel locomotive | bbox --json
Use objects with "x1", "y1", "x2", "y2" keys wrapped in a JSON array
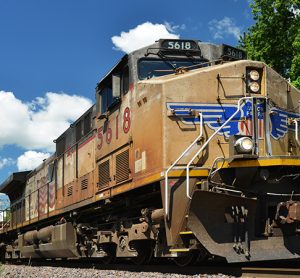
[{"x1": 1, "y1": 39, "x2": 300, "y2": 265}]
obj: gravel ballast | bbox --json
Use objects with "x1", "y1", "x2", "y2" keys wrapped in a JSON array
[{"x1": 0, "y1": 264, "x2": 237, "y2": 278}]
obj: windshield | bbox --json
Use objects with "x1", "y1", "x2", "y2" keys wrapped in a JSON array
[{"x1": 138, "y1": 58, "x2": 206, "y2": 80}]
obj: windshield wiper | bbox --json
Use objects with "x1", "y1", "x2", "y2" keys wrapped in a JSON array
[
  {"x1": 157, "y1": 51, "x2": 177, "y2": 69},
  {"x1": 145, "y1": 49, "x2": 177, "y2": 70}
]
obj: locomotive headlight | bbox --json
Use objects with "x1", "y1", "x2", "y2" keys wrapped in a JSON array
[
  {"x1": 249, "y1": 70, "x2": 260, "y2": 81},
  {"x1": 246, "y1": 67, "x2": 263, "y2": 94},
  {"x1": 249, "y1": 82, "x2": 260, "y2": 93},
  {"x1": 234, "y1": 137, "x2": 254, "y2": 153}
]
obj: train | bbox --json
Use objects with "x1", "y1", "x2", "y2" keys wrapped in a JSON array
[{"x1": 1, "y1": 39, "x2": 300, "y2": 265}]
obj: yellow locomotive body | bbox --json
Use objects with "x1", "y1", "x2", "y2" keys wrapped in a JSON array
[{"x1": 1, "y1": 39, "x2": 300, "y2": 263}]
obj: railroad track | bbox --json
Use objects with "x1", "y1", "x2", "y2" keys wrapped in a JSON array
[
  {"x1": 2, "y1": 259, "x2": 300, "y2": 277},
  {"x1": 241, "y1": 267, "x2": 300, "y2": 277}
]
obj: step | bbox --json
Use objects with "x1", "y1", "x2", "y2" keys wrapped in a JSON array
[
  {"x1": 179, "y1": 231, "x2": 193, "y2": 235},
  {"x1": 169, "y1": 248, "x2": 190, "y2": 252}
]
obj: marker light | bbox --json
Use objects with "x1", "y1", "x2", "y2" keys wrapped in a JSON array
[
  {"x1": 235, "y1": 137, "x2": 254, "y2": 153},
  {"x1": 249, "y1": 82, "x2": 260, "y2": 93},
  {"x1": 249, "y1": 70, "x2": 260, "y2": 81}
]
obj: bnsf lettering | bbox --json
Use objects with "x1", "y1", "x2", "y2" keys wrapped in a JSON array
[{"x1": 97, "y1": 107, "x2": 131, "y2": 150}]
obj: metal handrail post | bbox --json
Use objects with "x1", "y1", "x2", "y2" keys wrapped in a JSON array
[
  {"x1": 294, "y1": 119, "x2": 300, "y2": 146},
  {"x1": 186, "y1": 96, "x2": 267, "y2": 199},
  {"x1": 164, "y1": 112, "x2": 203, "y2": 216}
]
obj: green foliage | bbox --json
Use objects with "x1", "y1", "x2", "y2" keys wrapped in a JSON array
[
  {"x1": 240, "y1": 0, "x2": 300, "y2": 89},
  {"x1": 291, "y1": 30, "x2": 300, "y2": 88}
]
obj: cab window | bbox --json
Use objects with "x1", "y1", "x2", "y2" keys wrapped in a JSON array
[
  {"x1": 100, "y1": 85, "x2": 113, "y2": 114},
  {"x1": 138, "y1": 58, "x2": 205, "y2": 80},
  {"x1": 98, "y1": 64, "x2": 129, "y2": 114},
  {"x1": 84, "y1": 112, "x2": 91, "y2": 135},
  {"x1": 121, "y1": 66, "x2": 129, "y2": 94}
]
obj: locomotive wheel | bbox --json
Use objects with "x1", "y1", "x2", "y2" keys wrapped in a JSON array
[
  {"x1": 173, "y1": 251, "x2": 197, "y2": 267},
  {"x1": 131, "y1": 241, "x2": 154, "y2": 265},
  {"x1": 101, "y1": 244, "x2": 116, "y2": 264},
  {"x1": 195, "y1": 248, "x2": 208, "y2": 264}
]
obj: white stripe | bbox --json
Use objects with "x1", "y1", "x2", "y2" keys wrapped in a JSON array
[
  {"x1": 279, "y1": 113, "x2": 287, "y2": 117},
  {"x1": 203, "y1": 114, "x2": 224, "y2": 118}
]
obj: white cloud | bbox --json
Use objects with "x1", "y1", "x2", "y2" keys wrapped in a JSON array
[
  {"x1": 17, "y1": 151, "x2": 51, "y2": 171},
  {"x1": 111, "y1": 22, "x2": 180, "y2": 53},
  {"x1": 0, "y1": 157, "x2": 15, "y2": 169},
  {"x1": 164, "y1": 22, "x2": 186, "y2": 32},
  {"x1": 208, "y1": 17, "x2": 242, "y2": 40},
  {"x1": 0, "y1": 91, "x2": 92, "y2": 152}
]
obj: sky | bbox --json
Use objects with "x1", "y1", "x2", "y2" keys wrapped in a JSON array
[{"x1": 0, "y1": 0, "x2": 254, "y2": 205}]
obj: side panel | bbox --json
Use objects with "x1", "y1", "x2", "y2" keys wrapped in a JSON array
[
  {"x1": 78, "y1": 136, "x2": 95, "y2": 177},
  {"x1": 266, "y1": 67, "x2": 300, "y2": 156},
  {"x1": 56, "y1": 157, "x2": 64, "y2": 209},
  {"x1": 132, "y1": 83, "x2": 163, "y2": 186}
]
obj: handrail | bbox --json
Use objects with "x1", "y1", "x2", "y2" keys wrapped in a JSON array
[
  {"x1": 185, "y1": 96, "x2": 267, "y2": 199},
  {"x1": 293, "y1": 119, "x2": 300, "y2": 146},
  {"x1": 164, "y1": 112, "x2": 203, "y2": 216}
]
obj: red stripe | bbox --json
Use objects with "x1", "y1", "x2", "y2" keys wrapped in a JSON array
[
  {"x1": 78, "y1": 134, "x2": 96, "y2": 150},
  {"x1": 260, "y1": 120, "x2": 263, "y2": 138}
]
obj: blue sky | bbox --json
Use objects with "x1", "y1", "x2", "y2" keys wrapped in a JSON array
[{"x1": 0, "y1": 0, "x2": 253, "y2": 203}]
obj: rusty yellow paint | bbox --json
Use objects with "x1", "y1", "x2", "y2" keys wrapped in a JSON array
[
  {"x1": 94, "y1": 169, "x2": 210, "y2": 203},
  {"x1": 169, "y1": 169, "x2": 209, "y2": 178},
  {"x1": 137, "y1": 173, "x2": 162, "y2": 185},
  {"x1": 95, "y1": 189, "x2": 111, "y2": 201},
  {"x1": 134, "y1": 169, "x2": 209, "y2": 187}
]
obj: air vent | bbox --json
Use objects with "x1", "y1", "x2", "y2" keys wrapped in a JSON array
[
  {"x1": 81, "y1": 178, "x2": 88, "y2": 190},
  {"x1": 98, "y1": 160, "x2": 110, "y2": 188},
  {"x1": 67, "y1": 185, "x2": 73, "y2": 196},
  {"x1": 116, "y1": 149, "x2": 130, "y2": 183}
]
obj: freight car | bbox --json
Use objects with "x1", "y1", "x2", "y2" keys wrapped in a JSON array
[{"x1": 1, "y1": 39, "x2": 300, "y2": 265}]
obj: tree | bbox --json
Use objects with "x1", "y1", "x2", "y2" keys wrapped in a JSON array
[
  {"x1": 290, "y1": 30, "x2": 300, "y2": 88},
  {"x1": 240, "y1": 0, "x2": 300, "y2": 89}
]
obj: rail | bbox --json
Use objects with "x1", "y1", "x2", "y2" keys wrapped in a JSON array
[{"x1": 164, "y1": 96, "x2": 267, "y2": 216}]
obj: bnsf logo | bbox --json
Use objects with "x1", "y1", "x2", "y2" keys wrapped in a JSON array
[{"x1": 97, "y1": 107, "x2": 131, "y2": 150}]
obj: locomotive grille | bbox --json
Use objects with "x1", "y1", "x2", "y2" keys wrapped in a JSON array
[
  {"x1": 67, "y1": 185, "x2": 73, "y2": 196},
  {"x1": 81, "y1": 178, "x2": 88, "y2": 190},
  {"x1": 116, "y1": 149, "x2": 130, "y2": 183},
  {"x1": 98, "y1": 160, "x2": 110, "y2": 188}
]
